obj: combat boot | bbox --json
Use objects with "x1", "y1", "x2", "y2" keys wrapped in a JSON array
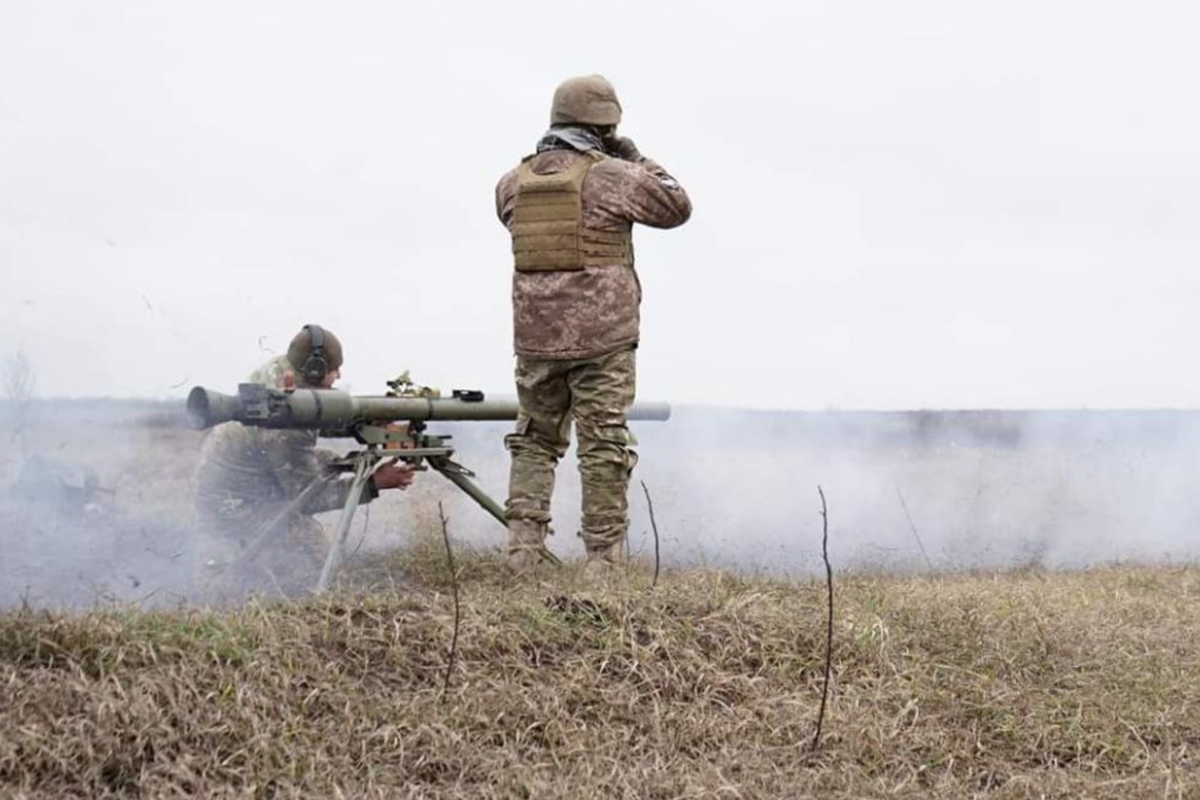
[
  {"x1": 506, "y1": 519, "x2": 548, "y2": 575},
  {"x1": 580, "y1": 539, "x2": 624, "y2": 583}
]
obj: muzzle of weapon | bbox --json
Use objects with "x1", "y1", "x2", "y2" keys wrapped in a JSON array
[{"x1": 186, "y1": 384, "x2": 671, "y2": 431}]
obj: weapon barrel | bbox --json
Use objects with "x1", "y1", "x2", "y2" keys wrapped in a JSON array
[{"x1": 187, "y1": 385, "x2": 670, "y2": 430}]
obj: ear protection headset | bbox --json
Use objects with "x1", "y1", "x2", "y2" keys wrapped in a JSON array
[{"x1": 300, "y1": 324, "x2": 330, "y2": 385}]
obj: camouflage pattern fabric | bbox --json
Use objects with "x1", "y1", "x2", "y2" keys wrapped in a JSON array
[
  {"x1": 193, "y1": 422, "x2": 364, "y2": 529},
  {"x1": 495, "y1": 149, "x2": 692, "y2": 360},
  {"x1": 195, "y1": 356, "x2": 362, "y2": 529},
  {"x1": 193, "y1": 356, "x2": 374, "y2": 594},
  {"x1": 504, "y1": 347, "x2": 638, "y2": 553},
  {"x1": 246, "y1": 354, "x2": 293, "y2": 387}
]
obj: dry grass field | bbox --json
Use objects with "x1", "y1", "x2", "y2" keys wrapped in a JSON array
[
  {"x1": 2, "y1": 400, "x2": 1199, "y2": 798},
  {"x1": 2, "y1": 550, "x2": 1199, "y2": 799}
]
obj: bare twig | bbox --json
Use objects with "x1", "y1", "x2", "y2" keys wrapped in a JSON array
[
  {"x1": 640, "y1": 480, "x2": 661, "y2": 589},
  {"x1": 439, "y1": 501, "x2": 461, "y2": 703},
  {"x1": 895, "y1": 483, "x2": 934, "y2": 571},
  {"x1": 811, "y1": 485, "x2": 834, "y2": 752}
]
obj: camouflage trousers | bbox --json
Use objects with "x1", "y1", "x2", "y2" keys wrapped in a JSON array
[{"x1": 505, "y1": 346, "x2": 638, "y2": 553}]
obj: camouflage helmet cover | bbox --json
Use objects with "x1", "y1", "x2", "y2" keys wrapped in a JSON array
[
  {"x1": 550, "y1": 74, "x2": 622, "y2": 126},
  {"x1": 286, "y1": 325, "x2": 344, "y2": 381}
]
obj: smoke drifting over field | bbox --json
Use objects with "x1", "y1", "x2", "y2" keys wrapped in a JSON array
[
  {"x1": 449, "y1": 407, "x2": 1200, "y2": 575},
  {"x1": 1, "y1": 399, "x2": 1197, "y2": 609},
  {"x1": 0, "y1": 400, "x2": 198, "y2": 610}
]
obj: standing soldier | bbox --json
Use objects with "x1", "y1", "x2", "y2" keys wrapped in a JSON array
[{"x1": 495, "y1": 74, "x2": 692, "y2": 575}]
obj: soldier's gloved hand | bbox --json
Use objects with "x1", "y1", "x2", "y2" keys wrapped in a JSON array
[
  {"x1": 372, "y1": 460, "x2": 417, "y2": 491},
  {"x1": 608, "y1": 136, "x2": 643, "y2": 162}
]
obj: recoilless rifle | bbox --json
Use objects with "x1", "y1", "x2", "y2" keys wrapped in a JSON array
[{"x1": 187, "y1": 378, "x2": 670, "y2": 592}]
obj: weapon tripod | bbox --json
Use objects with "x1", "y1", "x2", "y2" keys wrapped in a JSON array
[{"x1": 234, "y1": 419, "x2": 560, "y2": 595}]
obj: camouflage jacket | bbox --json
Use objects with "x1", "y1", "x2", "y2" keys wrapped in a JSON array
[
  {"x1": 193, "y1": 356, "x2": 374, "y2": 529},
  {"x1": 496, "y1": 149, "x2": 692, "y2": 360}
]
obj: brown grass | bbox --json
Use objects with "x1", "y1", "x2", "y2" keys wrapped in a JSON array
[{"x1": 2, "y1": 538, "x2": 1199, "y2": 799}]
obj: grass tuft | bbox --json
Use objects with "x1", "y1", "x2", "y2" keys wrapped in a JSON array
[{"x1": 3, "y1": 554, "x2": 1199, "y2": 798}]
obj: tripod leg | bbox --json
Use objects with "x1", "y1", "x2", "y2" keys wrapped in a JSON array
[
  {"x1": 431, "y1": 459, "x2": 562, "y2": 567},
  {"x1": 235, "y1": 475, "x2": 332, "y2": 568},
  {"x1": 315, "y1": 456, "x2": 374, "y2": 593},
  {"x1": 431, "y1": 459, "x2": 506, "y2": 525}
]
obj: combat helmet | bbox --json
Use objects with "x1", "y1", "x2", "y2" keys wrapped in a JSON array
[{"x1": 550, "y1": 75, "x2": 622, "y2": 126}]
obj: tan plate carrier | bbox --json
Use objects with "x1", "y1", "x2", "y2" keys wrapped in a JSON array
[{"x1": 511, "y1": 153, "x2": 633, "y2": 272}]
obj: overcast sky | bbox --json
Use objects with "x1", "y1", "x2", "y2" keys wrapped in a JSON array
[{"x1": 2, "y1": 0, "x2": 1198, "y2": 410}]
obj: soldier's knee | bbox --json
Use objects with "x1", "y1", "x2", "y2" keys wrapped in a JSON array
[
  {"x1": 580, "y1": 458, "x2": 633, "y2": 484},
  {"x1": 578, "y1": 431, "x2": 638, "y2": 482},
  {"x1": 575, "y1": 421, "x2": 631, "y2": 442},
  {"x1": 506, "y1": 436, "x2": 566, "y2": 465},
  {"x1": 505, "y1": 418, "x2": 569, "y2": 460}
]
